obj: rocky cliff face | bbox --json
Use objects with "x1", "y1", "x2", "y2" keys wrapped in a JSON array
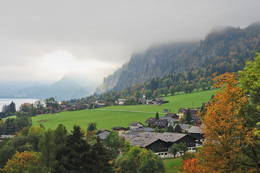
[{"x1": 97, "y1": 22, "x2": 260, "y2": 93}]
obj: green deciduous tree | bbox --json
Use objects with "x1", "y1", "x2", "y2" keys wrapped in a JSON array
[{"x1": 115, "y1": 146, "x2": 165, "y2": 173}]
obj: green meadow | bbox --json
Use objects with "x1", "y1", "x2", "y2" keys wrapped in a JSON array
[
  {"x1": 32, "y1": 110, "x2": 154, "y2": 131},
  {"x1": 99, "y1": 89, "x2": 218, "y2": 113},
  {"x1": 32, "y1": 89, "x2": 218, "y2": 131},
  {"x1": 163, "y1": 158, "x2": 182, "y2": 173}
]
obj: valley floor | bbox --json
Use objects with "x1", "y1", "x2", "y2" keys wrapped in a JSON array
[{"x1": 32, "y1": 89, "x2": 218, "y2": 130}]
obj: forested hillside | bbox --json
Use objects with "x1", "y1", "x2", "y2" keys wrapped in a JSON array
[{"x1": 97, "y1": 22, "x2": 260, "y2": 93}]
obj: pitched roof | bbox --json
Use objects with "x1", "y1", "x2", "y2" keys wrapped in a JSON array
[
  {"x1": 133, "y1": 127, "x2": 155, "y2": 132},
  {"x1": 160, "y1": 116, "x2": 177, "y2": 122},
  {"x1": 121, "y1": 132, "x2": 189, "y2": 148},
  {"x1": 188, "y1": 126, "x2": 203, "y2": 134},
  {"x1": 178, "y1": 124, "x2": 191, "y2": 131},
  {"x1": 165, "y1": 113, "x2": 179, "y2": 119},
  {"x1": 112, "y1": 126, "x2": 126, "y2": 130},
  {"x1": 97, "y1": 131, "x2": 110, "y2": 140},
  {"x1": 153, "y1": 119, "x2": 167, "y2": 127},
  {"x1": 130, "y1": 121, "x2": 143, "y2": 126},
  {"x1": 145, "y1": 117, "x2": 155, "y2": 124}
]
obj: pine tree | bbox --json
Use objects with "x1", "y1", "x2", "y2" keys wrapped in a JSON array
[
  {"x1": 88, "y1": 137, "x2": 113, "y2": 173},
  {"x1": 61, "y1": 125, "x2": 91, "y2": 172},
  {"x1": 9, "y1": 102, "x2": 16, "y2": 114},
  {"x1": 155, "y1": 112, "x2": 159, "y2": 120},
  {"x1": 174, "y1": 124, "x2": 182, "y2": 133},
  {"x1": 185, "y1": 109, "x2": 192, "y2": 124}
]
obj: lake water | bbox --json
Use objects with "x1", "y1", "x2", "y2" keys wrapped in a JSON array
[{"x1": 0, "y1": 98, "x2": 38, "y2": 111}]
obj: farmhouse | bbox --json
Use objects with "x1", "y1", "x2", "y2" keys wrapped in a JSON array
[
  {"x1": 97, "y1": 131, "x2": 110, "y2": 140},
  {"x1": 152, "y1": 98, "x2": 165, "y2": 105},
  {"x1": 129, "y1": 121, "x2": 144, "y2": 130},
  {"x1": 145, "y1": 117, "x2": 155, "y2": 127},
  {"x1": 153, "y1": 119, "x2": 168, "y2": 129},
  {"x1": 112, "y1": 126, "x2": 127, "y2": 134},
  {"x1": 93, "y1": 101, "x2": 105, "y2": 108},
  {"x1": 165, "y1": 113, "x2": 179, "y2": 119},
  {"x1": 117, "y1": 99, "x2": 126, "y2": 105},
  {"x1": 188, "y1": 126, "x2": 204, "y2": 144},
  {"x1": 177, "y1": 124, "x2": 191, "y2": 132},
  {"x1": 121, "y1": 132, "x2": 196, "y2": 157},
  {"x1": 178, "y1": 108, "x2": 199, "y2": 123},
  {"x1": 159, "y1": 116, "x2": 178, "y2": 126}
]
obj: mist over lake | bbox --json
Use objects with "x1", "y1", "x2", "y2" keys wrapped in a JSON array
[{"x1": 0, "y1": 98, "x2": 38, "y2": 111}]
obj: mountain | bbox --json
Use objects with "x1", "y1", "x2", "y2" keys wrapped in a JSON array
[
  {"x1": 95, "y1": 67, "x2": 122, "y2": 94},
  {"x1": 97, "y1": 22, "x2": 260, "y2": 93},
  {"x1": 0, "y1": 75, "x2": 97, "y2": 101},
  {"x1": 19, "y1": 75, "x2": 97, "y2": 101}
]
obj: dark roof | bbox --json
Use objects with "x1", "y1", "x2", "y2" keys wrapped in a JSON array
[
  {"x1": 112, "y1": 126, "x2": 126, "y2": 130},
  {"x1": 178, "y1": 108, "x2": 199, "y2": 116},
  {"x1": 121, "y1": 132, "x2": 190, "y2": 148},
  {"x1": 97, "y1": 129, "x2": 110, "y2": 133},
  {"x1": 145, "y1": 117, "x2": 155, "y2": 124},
  {"x1": 129, "y1": 121, "x2": 143, "y2": 126},
  {"x1": 153, "y1": 98, "x2": 164, "y2": 102},
  {"x1": 97, "y1": 131, "x2": 110, "y2": 140},
  {"x1": 165, "y1": 113, "x2": 179, "y2": 119},
  {"x1": 133, "y1": 127, "x2": 155, "y2": 132},
  {"x1": 153, "y1": 119, "x2": 167, "y2": 127}
]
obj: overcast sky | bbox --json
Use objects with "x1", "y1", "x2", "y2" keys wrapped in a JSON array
[{"x1": 0, "y1": 0, "x2": 259, "y2": 84}]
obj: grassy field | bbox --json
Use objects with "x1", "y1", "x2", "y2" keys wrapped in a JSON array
[
  {"x1": 163, "y1": 158, "x2": 182, "y2": 173},
  {"x1": 99, "y1": 89, "x2": 218, "y2": 113},
  {"x1": 31, "y1": 89, "x2": 217, "y2": 131},
  {"x1": 32, "y1": 109, "x2": 155, "y2": 131}
]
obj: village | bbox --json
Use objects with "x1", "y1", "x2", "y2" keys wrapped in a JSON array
[{"x1": 96, "y1": 104, "x2": 204, "y2": 158}]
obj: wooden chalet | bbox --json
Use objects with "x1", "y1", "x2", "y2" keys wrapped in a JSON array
[
  {"x1": 153, "y1": 119, "x2": 168, "y2": 129},
  {"x1": 117, "y1": 99, "x2": 126, "y2": 105},
  {"x1": 112, "y1": 126, "x2": 127, "y2": 134},
  {"x1": 129, "y1": 121, "x2": 144, "y2": 130},
  {"x1": 145, "y1": 117, "x2": 155, "y2": 127},
  {"x1": 188, "y1": 126, "x2": 204, "y2": 144},
  {"x1": 121, "y1": 132, "x2": 196, "y2": 157}
]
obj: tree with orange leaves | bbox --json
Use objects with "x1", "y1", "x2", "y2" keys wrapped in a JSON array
[
  {"x1": 181, "y1": 157, "x2": 205, "y2": 173},
  {"x1": 3, "y1": 151, "x2": 41, "y2": 173},
  {"x1": 196, "y1": 72, "x2": 257, "y2": 172}
]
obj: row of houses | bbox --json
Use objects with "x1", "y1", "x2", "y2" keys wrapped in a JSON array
[
  {"x1": 98, "y1": 122, "x2": 204, "y2": 158},
  {"x1": 94, "y1": 97, "x2": 167, "y2": 108}
]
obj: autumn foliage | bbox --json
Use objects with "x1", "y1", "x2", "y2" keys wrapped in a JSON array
[
  {"x1": 3, "y1": 151, "x2": 40, "y2": 173},
  {"x1": 181, "y1": 157, "x2": 205, "y2": 173},
  {"x1": 180, "y1": 72, "x2": 258, "y2": 172},
  {"x1": 195, "y1": 72, "x2": 256, "y2": 172}
]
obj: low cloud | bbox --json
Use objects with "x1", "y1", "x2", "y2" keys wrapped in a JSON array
[{"x1": 0, "y1": 0, "x2": 259, "y2": 83}]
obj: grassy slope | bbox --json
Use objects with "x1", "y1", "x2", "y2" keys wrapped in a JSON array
[
  {"x1": 32, "y1": 110, "x2": 154, "y2": 131},
  {"x1": 99, "y1": 89, "x2": 218, "y2": 113},
  {"x1": 32, "y1": 89, "x2": 217, "y2": 131},
  {"x1": 163, "y1": 158, "x2": 182, "y2": 173}
]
